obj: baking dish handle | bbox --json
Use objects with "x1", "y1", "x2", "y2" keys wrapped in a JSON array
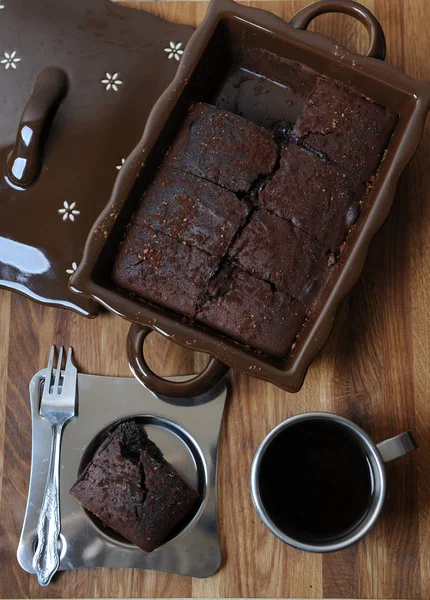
[
  {"x1": 127, "y1": 323, "x2": 230, "y2": 399},
  {"x1": 289, "y1": 0, "x2": 386, "y2": 61}
]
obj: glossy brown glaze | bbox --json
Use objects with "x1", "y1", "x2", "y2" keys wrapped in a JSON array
[
  {"x1": 127, "y1": 324, "x2": 229, "y2": 399},
  {"x1": 7, "y1": 67, "x2": 68, "y2": 188},
  {"x1": 0, "y1": 0, "x2": 194, "y2": 316},
  {"x1": 71, "y1": 0, "x2": 430, "y2": 394}
]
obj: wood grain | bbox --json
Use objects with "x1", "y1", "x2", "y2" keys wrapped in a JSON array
[{"x1": 0, "y1": 1, "x2": 429, "y2": 598}]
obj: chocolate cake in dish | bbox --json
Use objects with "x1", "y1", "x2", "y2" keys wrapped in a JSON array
[
  {"x1": 164, "y1": 102, "x2": 278, "y2": 192},
  {"x1": 196, "y1": 266, "x2": 307, "y2": 358},
  {"x1": 134, "y1": 165, "x2": 249, "y2": 258},
  {"x1": 258, "y1": 141, "x2": 365, "y2": 250},
  {"x1": 70, "y1": 421, "x2": 199, "y2": 553},
  {"x1": 229, "y1": 210, "x2": 334, "y2": 310},
  {"x1": 112, "y1": 223, "x2": 218, "y2": 318},
  {"x1": 293, "y1": 77, "x2": 398, "y2": 182},
  {"x1": 112, "y1": 84, "x2": 396, "y2": 359}
]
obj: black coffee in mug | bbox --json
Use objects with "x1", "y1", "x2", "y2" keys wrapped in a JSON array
[{"x1": 258, "y1": 419, "x2": 374, "y2": 543}]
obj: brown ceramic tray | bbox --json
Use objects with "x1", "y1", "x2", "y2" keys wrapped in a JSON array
[
  {"x1": 0, "y1": 0, "x2": 194, "y2": 316},
  {"x1": 71, "y1": 0, "x2": 430, "y2": 395}
]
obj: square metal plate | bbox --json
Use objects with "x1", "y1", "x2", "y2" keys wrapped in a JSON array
[{"x1": 17, "y1": 371, "x2": 227, "y2": 578}]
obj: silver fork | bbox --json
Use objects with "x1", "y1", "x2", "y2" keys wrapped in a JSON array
[{"x1": 32, "y1": 346, "x2": 77, "y2": 586}]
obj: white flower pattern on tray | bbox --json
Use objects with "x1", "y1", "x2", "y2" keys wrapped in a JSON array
[
  {"x1": 66, "y1": 261, "x2": 78, "y2": 275},
  {"x1": 1, "y1": 51, "x2": 21, "y2": 70},
  {"x1": 116, "y1": 158, "x2": 125, "y2": 171},
  {"x1": 101, "y1": 72, "x2": 122, "y2": 91},
  {"x1": 58, "y1": 201, "x2": 80, "y2": 222},
  {"x1": 164, "y1": 42, "x2": 183, "y2": 61}
]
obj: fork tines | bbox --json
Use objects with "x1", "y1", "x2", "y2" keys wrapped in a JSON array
[{"x1": 44, "y1": 346, "x2": 75, "y2": 396}]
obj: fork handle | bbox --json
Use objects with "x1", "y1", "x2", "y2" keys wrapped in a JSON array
[{"x1": 33, "y1": 423, "x2": 63, "y2": 586}]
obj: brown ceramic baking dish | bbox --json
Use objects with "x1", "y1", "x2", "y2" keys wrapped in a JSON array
[{"x1": 71, "y1": 0, "x2": 430, "y2": 397}]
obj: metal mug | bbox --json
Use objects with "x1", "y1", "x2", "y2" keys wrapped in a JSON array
[{"x1": 250, "y1": 412, "x2": 417, "y2": 553}]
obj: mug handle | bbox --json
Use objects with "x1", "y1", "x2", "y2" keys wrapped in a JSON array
[
  {"x1": 289, "y1": 0, "x2": 386, "y2": 61},
  {"x1": 127, "y1": 323, "x2": 229, "y2": 399},
  {"x1": 376, "y1": 431, "x2": 417, "y2": 462}
]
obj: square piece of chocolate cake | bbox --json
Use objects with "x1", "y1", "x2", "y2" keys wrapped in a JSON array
[
  {"x1": 70, "y1": 421, "x2": 199, "y2": 553},
  {"x1": 229, "y1": 210, "x2": 334, "y2": 310},
  {"x1": 112, "y1": 224, "x2": 217, "y2": 318},
  {"x1": 259, "y1": 141, "x2": 364, "y2": 250},
  {"x1": 164, "y1": 102, "x2": 278, "y2": 192},
  {"x1": 196, "y1": 266, "x2": 306, "y2": 357},
  {"x1": 293, "y1": 77, "x2": 398, "y2": 182},
  {"x1": 134, "y1": 166, "x2": 249, "y2": 258}
]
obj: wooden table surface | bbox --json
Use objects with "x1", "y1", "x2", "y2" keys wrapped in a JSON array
[{"x1": 1, "y1": 1, "x2": 430, "y2": 598}]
